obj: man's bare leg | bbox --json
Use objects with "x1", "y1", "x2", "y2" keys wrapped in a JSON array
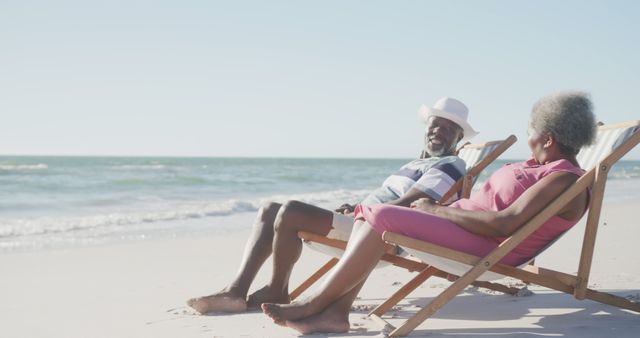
[
  {"x1": 246, "y1": 200, "x2": 335, "y2": 308},
  {"x1": 187, "y1": 202, "x2": 281, "y2": 313}
]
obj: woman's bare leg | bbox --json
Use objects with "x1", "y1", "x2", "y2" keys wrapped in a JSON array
[
  {"x1": 187, "y1": 202, "x2": 281, "y2": 313},
  {"x1": 284, "y1": 280, "x2": 365, "y2": 334},
  {"x1": 262, "y1": 220, "x2": 385, "y2": 322}
]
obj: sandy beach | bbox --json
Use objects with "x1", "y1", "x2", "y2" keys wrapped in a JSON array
[
  {"x1": 1, "y1": 198, "x2": 639, "y2": 338},
  {"x1": 3, "y1": 1, "x2": 640, "y2": 337}
]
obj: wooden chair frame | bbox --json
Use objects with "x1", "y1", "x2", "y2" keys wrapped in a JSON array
[{"x1": 369, "y1": 121, "x2": 640, "y2": 337}]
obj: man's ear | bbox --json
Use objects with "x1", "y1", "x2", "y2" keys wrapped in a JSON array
[{"x1": 457, "y1": 132, "x2": 464, "y2": 143}]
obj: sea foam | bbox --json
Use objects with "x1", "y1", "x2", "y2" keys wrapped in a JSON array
[{"x1": 0, "y1": 188, "x2": 371, "y2": 239}]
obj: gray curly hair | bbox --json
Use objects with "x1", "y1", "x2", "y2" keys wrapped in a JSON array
[{"x1": 530, "y1": 91, "x2": 597, "y2": 155}]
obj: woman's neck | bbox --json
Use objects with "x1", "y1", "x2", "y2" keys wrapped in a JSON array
[{"x1": 539, "y1": 153, "x2": 579, "y2": 167}]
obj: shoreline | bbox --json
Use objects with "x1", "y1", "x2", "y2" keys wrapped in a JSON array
[{"x1": 3, "y1": 193, "x2": 640, "y2": 256}]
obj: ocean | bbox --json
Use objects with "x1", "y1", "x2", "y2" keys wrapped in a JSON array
[{"x1": 1, "y1": 156, "x2": 639, "y2": 253}]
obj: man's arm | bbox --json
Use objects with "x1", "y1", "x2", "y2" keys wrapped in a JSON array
[
  {"x1": 336, "y1": 157, "x2": 464, "y2": 212},
  {"x1": 385, "y1": 188, "x2": 435, "y2": 207},
  {"x1": 334, "y1": 188, "x2": 434, "y2": 214},
  {"x1": 388, "y1": 157, "x2": 465, "y2": 207}
]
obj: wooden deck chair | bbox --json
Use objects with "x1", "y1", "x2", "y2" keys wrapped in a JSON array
[
  {"x1": 369, "y1": 120, "x2": 640, "y2": 337},
  {"x1": 289, "y1": 135, "x2": 517, "y2": 300}
]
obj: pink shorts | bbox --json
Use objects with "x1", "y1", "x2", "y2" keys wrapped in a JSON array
[{"x1": 354, "y1": 204, "x2": 523, "y2": 266}]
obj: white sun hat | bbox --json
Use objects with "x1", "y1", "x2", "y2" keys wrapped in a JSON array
[{"x1": 418, "y1": 97, "x2": 479, "y2": 142}]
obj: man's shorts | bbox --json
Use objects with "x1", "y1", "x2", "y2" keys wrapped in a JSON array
[
  {"x1": 324, "y1": 210, "x2": 404, "y2": 258},
  {"x1": 326, "y1": 212, "x2": 355, "y2": 241}
]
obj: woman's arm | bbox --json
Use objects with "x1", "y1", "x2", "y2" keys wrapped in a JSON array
[{"x1": 411, "y1": 171, "x2": 581, "y2": 237}]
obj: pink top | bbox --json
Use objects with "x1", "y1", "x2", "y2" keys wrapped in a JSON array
[{"x1": 450, "y1": 157, "x2": 586, "y2": 262}]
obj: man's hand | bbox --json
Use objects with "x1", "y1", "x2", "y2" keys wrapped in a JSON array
[
  {"x1": 410, "y1": 198, "x2": 439, "y2": 213},
  {"x1": 335, "y1": 203, "x2": 356, "y2": 215}
]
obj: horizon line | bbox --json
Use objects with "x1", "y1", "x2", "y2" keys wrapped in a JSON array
[{"x1": 0, "y1": 153, "x2": 532, "y2": 162}]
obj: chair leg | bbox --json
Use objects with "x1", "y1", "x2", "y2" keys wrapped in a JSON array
[
  {"x1": 575, "y1": 166, "x2": 607, "y2": 300},
  {"x1": 369, "y1": 266, "x2": 439, "y2": 317},
  {"x1": 289, "y1": 258, "x2": 338, "y2": 300},
  {"x1": 390, "y1": 269, "x2": 482, "y2": 337},
  {"x1": 584, "y1": 288, "x2": 640, "y2": 313}
]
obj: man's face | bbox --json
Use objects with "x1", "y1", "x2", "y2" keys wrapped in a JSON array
[{"x1": 424, "y1": 116, "x2": 464, "y2": 157}]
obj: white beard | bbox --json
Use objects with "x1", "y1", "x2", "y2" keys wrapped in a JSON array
[{"x1": 424, "y1": 146, "x2": 446, "y2": 157}]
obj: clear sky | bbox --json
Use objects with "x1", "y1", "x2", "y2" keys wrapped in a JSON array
[{"x1": 1, "y1": 0, "x2": 639, "y2": 159}]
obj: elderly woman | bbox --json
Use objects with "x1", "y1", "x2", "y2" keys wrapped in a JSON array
[{"x1": 261, "y1": 91, "x2": 597, "y2": 334}]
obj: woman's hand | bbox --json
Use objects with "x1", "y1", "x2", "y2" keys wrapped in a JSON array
[{"x1": 410, "y1": 198, "x2": 439, "y2": 213}]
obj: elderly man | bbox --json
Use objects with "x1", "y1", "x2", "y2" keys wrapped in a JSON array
[{"x1": 187, "y1": 97, "x2": 477, "y2": 313}]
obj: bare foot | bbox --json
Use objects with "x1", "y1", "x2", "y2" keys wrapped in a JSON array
[
  {"x1": 285, "y1": 308, "x2": 350, "y2": 334},
  {"x1": 261, "y1": 303, "x2": 286, "y2": 326},
  {"x1": 186, "y1": 292, "x2": 247, "y2": 314},
  {"x1": 261, "y1": 300, "x2": 318, "y2": 324},
  {"x1": 246, "y1": 285, "x2": 290, "y2": 309}
]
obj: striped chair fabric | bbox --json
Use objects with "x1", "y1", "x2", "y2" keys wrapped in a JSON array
[{"x1": 577, "y1": 121, "x2": 640, "y2": 170}]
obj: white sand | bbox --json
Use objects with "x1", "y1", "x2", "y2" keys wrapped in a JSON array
[{"x1": 1, "y1": 199, "x2": 639, "y2": 338}]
